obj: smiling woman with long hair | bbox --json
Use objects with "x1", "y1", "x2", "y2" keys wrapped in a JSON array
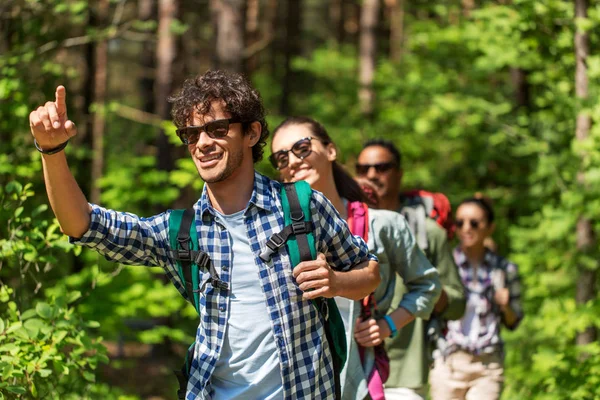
[
  {"x1": 429, "y1": 196, "x2": 524, "y2": 400},
  {"x1": 270, "y1": 116, "x2": 441, "y2": 400}
]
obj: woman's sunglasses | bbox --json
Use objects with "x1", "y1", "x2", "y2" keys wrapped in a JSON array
[
  {"x1": 270, "y1": 137, "x2": 316, "y2": 170},
  {"x1": 455, "y1": 219, "x2": 483, "y2": 230},
  {"x1": 355, "y1": 162, "x2": 397, "y2": 176},
  {"x1": 176, "y1": 118, "x2": 241, "y2": 145}
]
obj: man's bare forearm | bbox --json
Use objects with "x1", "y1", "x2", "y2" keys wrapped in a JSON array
[
  {"x1": 42, "y1": 152, "x2": 91, "y2": 238},
  {"x1": 333, "y1": 259, "x2": 380, "y2": 300}
]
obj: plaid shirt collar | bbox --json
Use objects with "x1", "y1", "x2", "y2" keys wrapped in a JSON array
[
  {"x1": 453, "y1": 247, "x2": 496, "y2": 269},
  {"x1": 198, "y1": 171, "x2": 278, "y2": 218}
]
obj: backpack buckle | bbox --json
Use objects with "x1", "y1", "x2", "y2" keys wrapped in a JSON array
[
  {"x1": 292, "y1": 221, "x2": 308, "y2": 235},
  {"x1": 259, "y1": 232, "x2": 286, "y2": 262},
  {"x1": 212, "y1": 278, "x2": 229, "y2": 290},
  {"x1": 291, "y1": 210, "x2": 305, "y2": 222},
  {"x1": 177, "y1": 249, "x2": 191, "y2": 261},
  {"x1": 194, "y1": 251, "x2": 211, "y2": 269}
]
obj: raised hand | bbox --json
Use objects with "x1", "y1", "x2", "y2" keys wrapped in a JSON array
[{"x1": 29, "y1": 86, "x2": 78, "y2": 151}]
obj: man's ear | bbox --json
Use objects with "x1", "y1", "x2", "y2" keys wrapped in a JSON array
[{"x1": 247, "y1": 121, "x2": 262, "y2": 147}]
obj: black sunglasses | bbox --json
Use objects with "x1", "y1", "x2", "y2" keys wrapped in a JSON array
[
  {"x1": 355, "y1": 162, "x2": 397, "y2": 176},
  {"x1": 455, "y1": 219, "x2": 483, "y2": 230},
  {"x1": 270, "y1": 137, "x2": 317, "y2": 170},
  {"x1": 176, "y1": 118, "x2": 242, "y2": 145}
]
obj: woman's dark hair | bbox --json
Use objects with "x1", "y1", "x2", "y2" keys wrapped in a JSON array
[
  {"x1": 272, "y1": 116, "x2": 367, "y2": 203},
  {"x1": 168, "y1": 70, "x2": 269, "y2": 163},
  {"x1": 458, "y1": 194, "x2": 495, "y2": 223}
]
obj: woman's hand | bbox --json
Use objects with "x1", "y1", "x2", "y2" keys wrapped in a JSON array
[
  {"x1": 493, "y1": 288, "x2": 510, "y2": 309},
  {"x1": 354, "y1": 317, "x2": 391, "y2": 347}
]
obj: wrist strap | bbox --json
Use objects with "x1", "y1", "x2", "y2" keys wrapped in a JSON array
[
  {"x1": 34, "y1": 139, "x2": 69, "y2": 155},
  {"x1": 383, "y1": 315, "x2": 398, "y2": 338}
]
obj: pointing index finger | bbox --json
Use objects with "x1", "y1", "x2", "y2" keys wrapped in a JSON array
[{"x1": 55, "y1": 85, "x2": 67, "y2": 113}]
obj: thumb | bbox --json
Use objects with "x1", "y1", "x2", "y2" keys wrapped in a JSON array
[
  {"x1": 64, "y1": 120, "x2": 78, "y2": 138},
  {"x1": 317, "y1": 252, "x2": 326, "y2": 261}
]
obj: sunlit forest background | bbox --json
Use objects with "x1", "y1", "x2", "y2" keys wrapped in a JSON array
[{"x1": 1, "y1": 0, "x2": 600, "y2": 398}]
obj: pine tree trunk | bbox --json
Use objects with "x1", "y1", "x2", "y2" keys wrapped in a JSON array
[
  {"x1": 387, "y1": 0, "x2": 404, "y2": 62},
  {"x1": 210, "y1": 0, "x2": 245, "y2": 73},
  {"x1": 359, "y1": 0, "x2": 379, "y2": 118},
  {"x1": 574, "y1": 0, "x2": 596, "y2": 346},
  {"x1": 90, "y1": 0, "x2": 109, "y2": 205},
  {"x1": 155, "y1": 0, "x2": 178, "y2": 172},
  {"x1": 510, "y1": 68, "x2": 530, "y2": 109},
  {"x1": 330, "y1": 0, "x2": 346, "y2": 44},
  {"x1": 280, "y1": 0, "x2": 302, "y2": 115},
  {"x1": 139, "y1": 0, "x2": 156, "y2": 114}
]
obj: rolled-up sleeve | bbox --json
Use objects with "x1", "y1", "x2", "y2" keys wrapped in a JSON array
[
  {"x1": 68, "y1": 204, "x2": 183, "y2": 294},
  {"x1": 385, "y1": 212, "x2": 441, "y2": 319},
  {"x1": 504, "y1": 261, "x2": 524, "y2": 330},
  {"x1": 310, "y1": 190, "x2": 376, "y2": 272}
]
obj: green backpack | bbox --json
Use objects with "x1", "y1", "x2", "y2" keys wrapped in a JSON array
[{"x1": 169, "y1": 181, "x2": 346, "y2": 400}]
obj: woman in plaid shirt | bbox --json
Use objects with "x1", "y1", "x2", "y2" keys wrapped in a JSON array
[{"x1": 429, "y1": 196, "x2": 524, "y2": 400}]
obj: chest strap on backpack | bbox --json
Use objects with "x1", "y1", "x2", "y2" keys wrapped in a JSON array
[
  {"x1": 174, "y1": 209, "x2": 228, "y2": 293},
  {"x1": 260, "y1": 184, "x2": 314, "y2": 262}
]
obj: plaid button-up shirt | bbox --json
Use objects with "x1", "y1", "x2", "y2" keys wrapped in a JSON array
[
  {"x1": 71, "y1": 171, "x2": 374, "y2": 399},
  {"x1": 444, "y1": 248, "x2": 523, "y2": 356}
]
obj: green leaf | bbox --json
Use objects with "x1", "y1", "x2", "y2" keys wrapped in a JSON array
[
  {"x1": 20, "y1": 309, "x2": 38, "y2": 320},
  {"x1": 35, "y1": 302, "x2": 53, "y2": 319},
  {"x1": 86, "y1": 320, "x2": 100, "y2": 328},
  {"x1": 38, "y1": 368, "x2": 52, "y2": 378},
  {"x1": 0, "y1": 318, "x2": 4, "y2": 333},
  {"x1": 67, "y1": 291, "x2": 82, "y2": 304},
  {"x1": 82, "y1": 371, "x2": 95, "y2": 382},
  {"x1": 23, "y1": 318, "x2": 44, "y2": 337},
  {"x1": 5, "y1": 181, "x2": 22, "y2": 195},
  {"x1": 5, "y1": 386, "x2": 26, "y2": 394},
  {"x1": 14, "y1": 206, "x2": 23, "y2": 218}
]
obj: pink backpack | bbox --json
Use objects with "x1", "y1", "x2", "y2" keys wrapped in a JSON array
[{"x1": 347, "y1": 201, "x2": 390, "y2": 400}]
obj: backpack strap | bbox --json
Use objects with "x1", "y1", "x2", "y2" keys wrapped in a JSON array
[
  {"x1": 170, "y1": 208, "x2": 201, "y2": 313},
  {"x1": 259, "y1": 182, "x2": 314, "y2": 263},
  {"x1": 261, "y1": 181, "x2": 344, "y2": 399},
  {"x1": 169, "y1": 208, "x2": 229, "y2": 398}
]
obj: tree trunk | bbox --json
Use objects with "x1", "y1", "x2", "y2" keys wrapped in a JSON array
[
  {"x1": 155, "y1": 0, "x2": 178, "y2": 172},
  {"x1": 330, "y1": 0, "x2": 346, "y2": 45},
  {"x1": 268, "y1": 0, "x2": 281, "y2": 77},
  {"x1": 245, "y1": 0, "x2": 259, "y2": 72},
  {"x1": 90, "y1": 0, "x2": 109, "y2": 205},
  {"x1": 359, "y1": 0, "x2": 379, "y2": 118},
  {"x1": 510, "y1": 68, "x2": 530, "y2": 109},
  {"x1": 574, "y1": 0, "x2": 596, "y2": 346},
  {"x1": 386, "y1": 0, "x2": 404, "y2": 62},
  {"x1": 139, "y1": 0, "x2": 156, "y2": 114},
  {"x1": 280, "y1": 0, "x2": 302, "y2": 115},
  {"x1": 210, "y1": 0, "x2": 245, "y2": 73}
]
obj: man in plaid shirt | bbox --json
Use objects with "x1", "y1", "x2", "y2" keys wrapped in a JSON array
[{"x1": 29, "y1": 70, "x2": 380, "y2": 399}]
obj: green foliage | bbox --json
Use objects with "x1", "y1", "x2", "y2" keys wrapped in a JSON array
[
  {"x1": 0, "y1": 286, "x2": 109, "y2": 399},
  {"x1": 0, "y1": 180, "x2": 124, "y2": 398}
]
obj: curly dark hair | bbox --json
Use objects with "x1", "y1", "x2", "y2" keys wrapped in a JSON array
[{"x1": 168, "y1": 70, "x2": 269, "y2": 163}]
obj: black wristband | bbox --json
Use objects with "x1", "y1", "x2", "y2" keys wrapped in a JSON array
[{"x1": 34, "y1": 139, "x2": 69, "y2": 155}]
